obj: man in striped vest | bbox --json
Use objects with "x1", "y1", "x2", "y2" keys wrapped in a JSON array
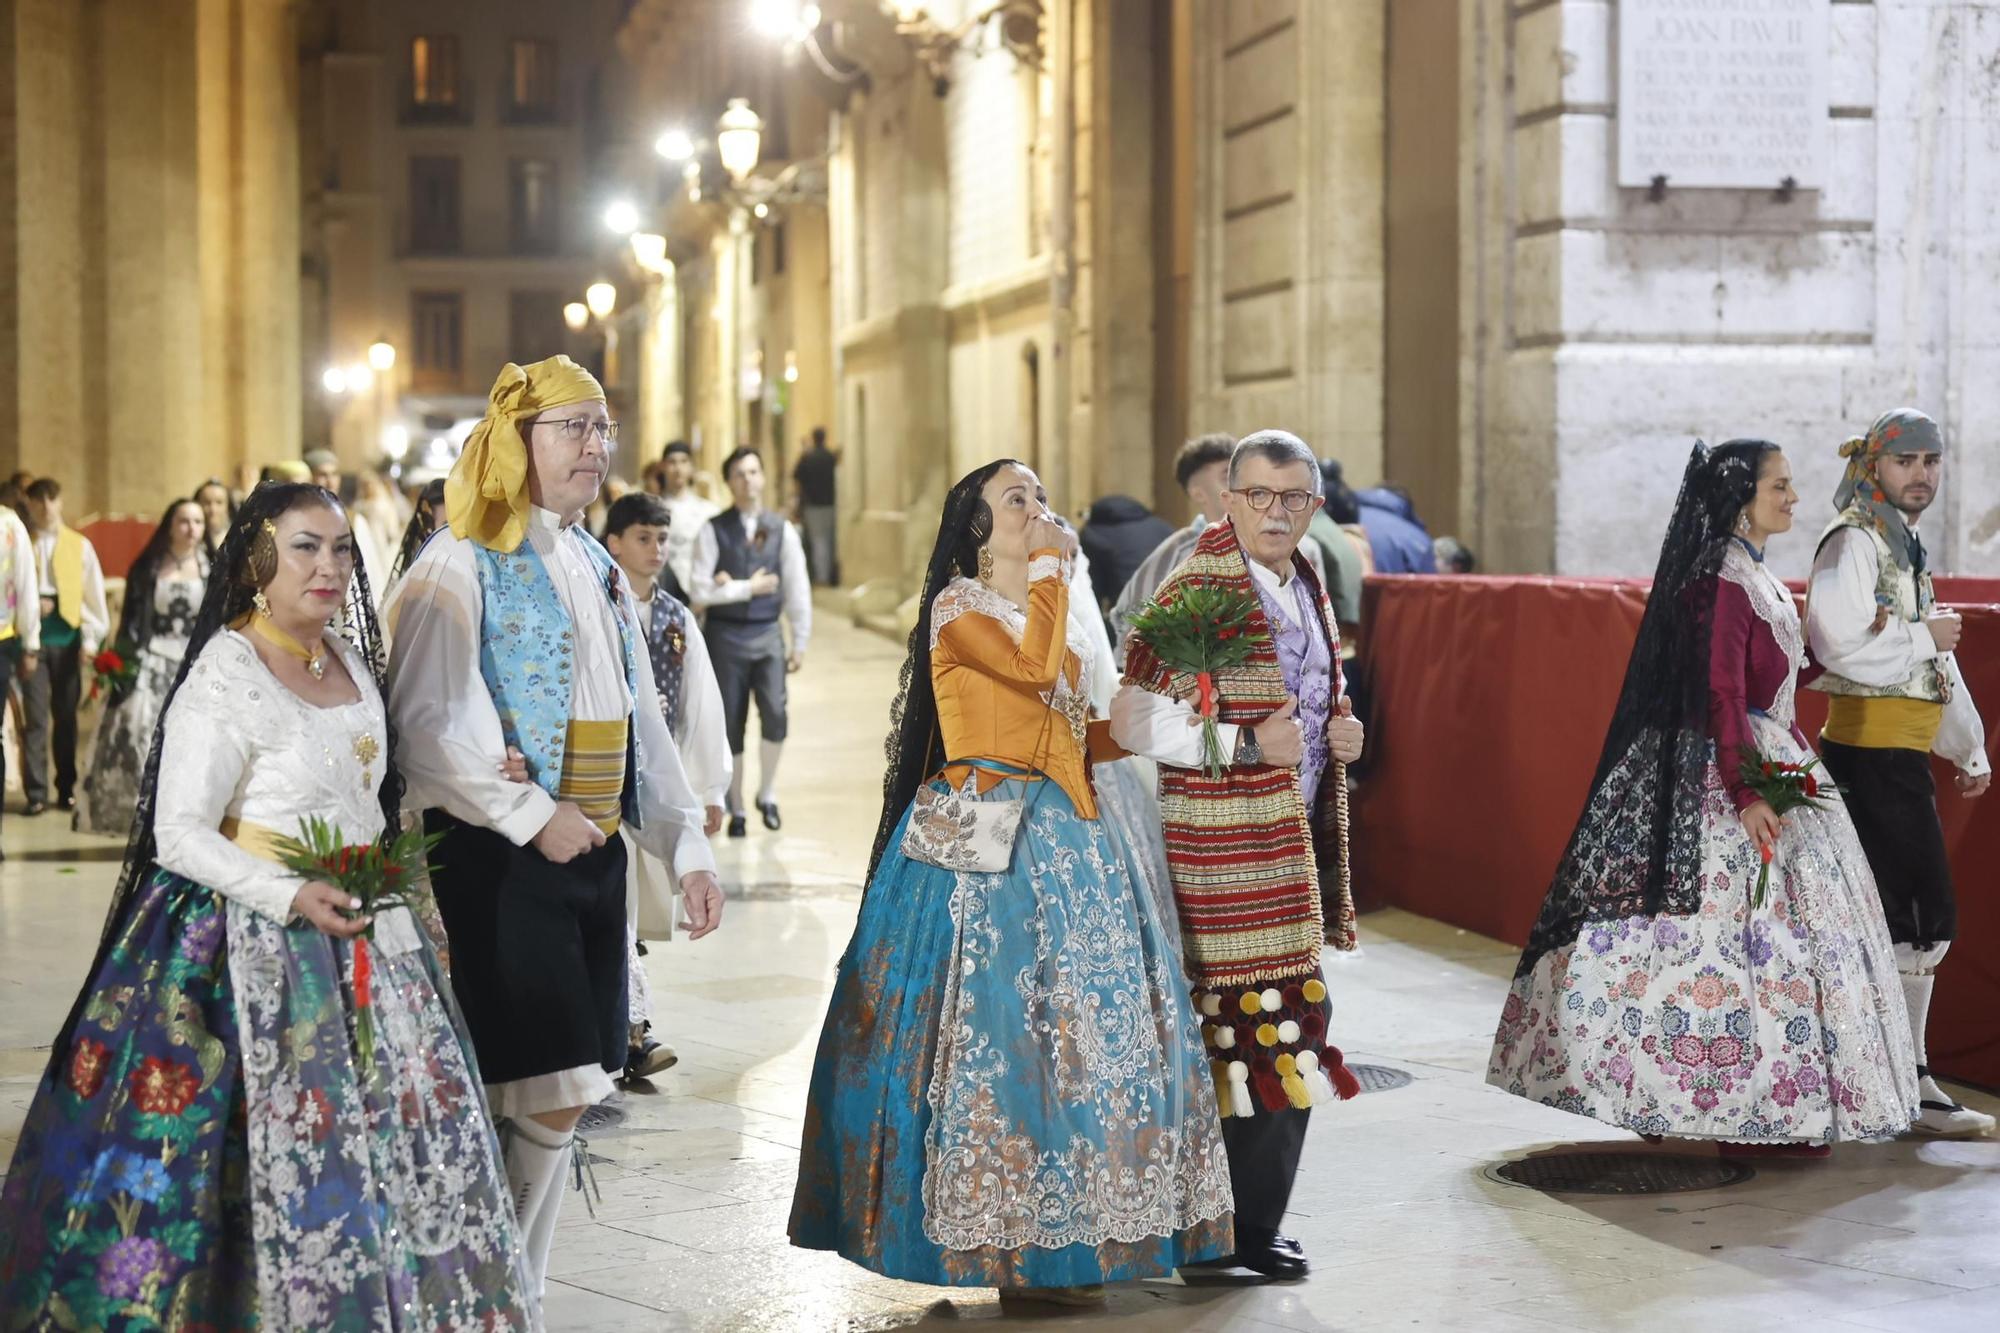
[
  {"x1": 1113, "y1": 430, "x2": 1367, "y2": 1281},
  {"x1": 1805, "y1": 408, "x2": 1990, "y2": 1138}
]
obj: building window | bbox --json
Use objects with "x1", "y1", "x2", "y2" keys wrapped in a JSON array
[
  {"x1": 409, "y1": 156, "x2": 461, "y2": 254},
  {"x1": 408, "y1": 35, "x2": 463, "y2": 121},
  {"x1": 411, "y1": 291, "x2": 464, "y2": 392},
  {"x1": 507, "y1": 39, "x2": 558, "y2": 122},
  {"x1": 509, "y1": 159, "x2": 559, "y2": 254},
  {"x1": 509, "y1": 291, "x2": 568, "y2": 363}
]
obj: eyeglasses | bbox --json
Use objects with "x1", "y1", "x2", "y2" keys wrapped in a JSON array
[
  {"x1": 1239, "y1": 487, "x2": 1317, "y2": 514},
  {"x1": 529, "y1": 415, "x2": 619, "y2": 443}
]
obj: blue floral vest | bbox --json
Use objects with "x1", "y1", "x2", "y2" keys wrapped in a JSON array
[
  {"x1": 472, "y1": 535, "x2": 644, "y2": 822},
  {"x1": 641, "y1": 584, "x2": 691, "y2": 729}
]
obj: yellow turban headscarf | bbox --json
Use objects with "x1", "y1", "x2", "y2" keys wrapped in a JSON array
[{"x1": 447, "y1": 355, "x2": 606, "y2": 552}]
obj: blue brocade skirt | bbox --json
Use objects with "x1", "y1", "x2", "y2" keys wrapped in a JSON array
[
  {"x1": 789, "y1": 770, "x2": 1233, "y2": 1288},
  {"x1": 0, "y1": 873, "x2": 535, "y2": 1331}
]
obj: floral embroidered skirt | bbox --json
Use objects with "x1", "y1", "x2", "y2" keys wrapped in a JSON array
[
  {"x1": 789, "y1": 773, "x2": 1233, "y2": 1287},
  {"x1": 1489, "y1": 715, "x2": 1919, "y2": 1143},
  {"x1": 0, "y1": 873, "x2": 536, "y2": 1330},
  {"x1": 74, "y1": 647, "x2": 181, "y2": 839}
]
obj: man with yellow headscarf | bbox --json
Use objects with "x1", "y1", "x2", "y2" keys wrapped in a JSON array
[
  {"x1": 387, "y1": 356, "x2": 726, "y2": 1300},
  {"x1": 1805, "y1": 407, "x2": 1990, "y2": 1139}
]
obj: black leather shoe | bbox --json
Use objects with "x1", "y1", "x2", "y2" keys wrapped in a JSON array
[
  {"x1": 1233, "y1": 1226, "x2": 1309, "y2": 1279},
  {"x1": 757, "y1": 799, "x2": 781, "y2": 831},
  {"x1": 23, "y1": 801, "x2": 46, "y2": 817},
  {"x1": 56, "y1": 795, "x2": 75, "y2": 812},
  {"x1": 727, "y1": 815, "x2": 747, "y2": 838}
]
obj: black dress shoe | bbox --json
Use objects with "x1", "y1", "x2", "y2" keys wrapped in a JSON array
[
  {"x1": 56, "y1": 795, "x2": 75, "y2": 812},
  {"x1": 1232, "y1": 1226, "x2": 1309, "y2": 1279},
  {"x1": 757, "y1": 799, "x2": 781, "y2": 831},
  {"x1": 727, "y1": 815, "x2": 747, "y2": 838},
  {"x1": 23, "y1": 801, "x2": 46, "y2": 817}
]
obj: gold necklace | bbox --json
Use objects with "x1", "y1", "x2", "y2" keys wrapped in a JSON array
[{"x1": 248, "y1": 611, "x2": 326, "y2": 680}]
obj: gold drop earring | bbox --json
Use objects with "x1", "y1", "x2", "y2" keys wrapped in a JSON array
[{"x1": 976, "y1": 544, "x2": 995, "y2": 582}]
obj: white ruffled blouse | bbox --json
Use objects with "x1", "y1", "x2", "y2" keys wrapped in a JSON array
[{"x1": 152, "y1": 629, "x2": 388, "y2": 922}]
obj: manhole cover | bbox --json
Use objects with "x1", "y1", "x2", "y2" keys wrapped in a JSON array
[
  {"x1": 576, "y1": 1102, "x2": 629, "y2": 1135},
  {"x1": 1488, "y1": 1151, "x2": 1754, "y2": 1196},
  {"x1": 1349, "y1": 1064, "x2": 1413, "y2": 1093}
]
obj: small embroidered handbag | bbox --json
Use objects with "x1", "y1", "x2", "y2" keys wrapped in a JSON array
[{"x1": 899, "y1": 768, "x2": 1028, "y2": 872}]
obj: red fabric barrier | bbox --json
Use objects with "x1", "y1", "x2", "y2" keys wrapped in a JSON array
[
  {"x1": 78, "y1": 517, "x2": 157, "y2": 581},
  {"x1": 1352, "y1": 574, "x2": 2000, "y2": 1088}
]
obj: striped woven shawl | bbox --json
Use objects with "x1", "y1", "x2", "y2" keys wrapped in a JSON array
[{"x1": 1123, "y1": 521, "x2": 1357, "y2": 988}]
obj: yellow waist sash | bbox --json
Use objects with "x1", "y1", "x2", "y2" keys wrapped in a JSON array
[
  {"x1": 559, "y1": 718, "x2": 628, "y2": 836},
  {"x1": 219, "y1": 817, "x2": 289, "y2": 863},
  {"x1": 1822, "y1": 696, "x2": 1944, "y2": 753}
]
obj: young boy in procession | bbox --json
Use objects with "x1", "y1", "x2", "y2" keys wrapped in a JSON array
[{"x1": 604, "y1": 493, "x2": 732, "y2": 1080}]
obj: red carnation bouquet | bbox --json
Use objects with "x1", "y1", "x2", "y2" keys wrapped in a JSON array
[
  {"x1": 1737, "y1": 746, "x2": 1838, "y2": 908},
  {"x1": 273, "y1": 816, "x2": 443, "y2": 1077},
  {"x1": 1129, "y1": 583, "x2": 1264, "y2": 779},
  {"x1": 86, "y1": 642, "x2": 139, "y2": 704}
]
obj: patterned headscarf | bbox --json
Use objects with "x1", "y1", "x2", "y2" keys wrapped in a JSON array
[
  {"x1": 1833, "y1": 407, "x2": 1945, "y2": 571},
  {"x1": 446, "y1": 355, "x2": 605, "y2": 553}
]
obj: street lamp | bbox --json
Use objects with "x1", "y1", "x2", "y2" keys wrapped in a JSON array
[
  {"x1": 585, "y1": 282, "x2": 618, "y2": 321},
  {"x1": 322, "y1": 366, "x2": 349, "y2": 395},
  {"x1": 630, "y1": 232, "x2": 669, "y2": 273},
  {"x1": 564, "y1": 302, "x2": 590, "y2": 332},
  {"x1": 716, "y1": 98, "x2": 763, "y2": 182},
  {"x1": 346, "y1": 364, "x2": 374, "y2": 393},
  {"x1": 604, "y1": 199, "x2": 641, "y2": 235},
  {"x1": 655, "y1": 126, "x2": 695, "y2": 162},
  {"x1": 367, "y1": 340, "x2": 397, "y2": 372}
]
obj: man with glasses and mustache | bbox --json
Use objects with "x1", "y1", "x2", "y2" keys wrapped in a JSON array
[
  {"x1": 388, "y1": 355, "x2": 725, "y2": 1303},
  {"x1": 1806, "y1": 407, "x2": 1990, "y2": 1138},
  {"x1": 1112, "y1": 430, "x2": 1367, "y2": 1281}
]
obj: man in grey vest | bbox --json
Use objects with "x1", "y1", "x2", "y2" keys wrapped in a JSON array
[
  {"x1": 1805, "y1": 408, "x2": 1990, "y2": 1138},
  {"x1": 693, "y1": 447, "x2": 812, "y2": 837}
]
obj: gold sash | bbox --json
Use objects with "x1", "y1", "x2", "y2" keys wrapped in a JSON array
[
  {"x1": 1822, "y1": 696, "x2": 1944, "y2": 753},
  {"x1": 219, "y1": 817, "x2": 289, "y2": 864},
  {"x1": 559, "y1": 718, "x2": 629, "y2": 835}
]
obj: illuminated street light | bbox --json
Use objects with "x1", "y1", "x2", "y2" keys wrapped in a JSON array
[
  {"x1": 750, "y1": 0, "x2": 799, "y2": 38},
  {"x1": 655, "y1": 126, "x2": 695, "y2": 161},
  {"x1": 716, "y1": 98, "x2": 763, "y2": 182},
  {"x1": 346, "y1": 364, "x2": 374, "y2": 393},
  {"x1": 783, "y1": 350, "x2": 799, "y2": 383},
  {"x1": 630, "y1": 231, "x2": 669, "y2": 271},
  {"x1": 564, "y1": 301, "x2": 590, "y2": 332},
  {"x1": 585, "y1": 282, "x2": 618, "y2": 321},
  {"x1": 367, "y1": 340, "x2": 397, "y2": 372},
  {"x1": 753, "y1": 202, "x2": 769, "y2": 219},
  {"x1": 382, "y1": 425, "x2": 410, "y2": 461},
  {"x1": 603, "y1": 199, "x2": 641, "y2": 234},
  {"x1": 322, "y1": 366, "x2": 349, "y2": 394}
]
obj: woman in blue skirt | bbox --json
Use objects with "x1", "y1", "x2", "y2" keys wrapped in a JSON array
[{"x1": 788, "y1": 460, "x2": 1232, "y2": 1308}]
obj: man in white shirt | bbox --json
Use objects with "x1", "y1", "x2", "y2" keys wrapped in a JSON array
[
  {"x1": 0, "y1": 500, "x2": 41, "y2": 857},
  {"x1": 692, "y1": 447, "x2": 811, "y2": 838},
  {"x1": 1804, "y1": 407, "x2": 1990, "y2": 1138},
  {"x1": 388, "y1": 355, "x2": 725, "y2": 1299},
  {"x1": 603, "y1": 491, "x2": 732, "y2": 1081},
  {"x1": 22, "y1": 478, "x2": 108, "y2": 815},
  {"x1": 657, "y1": 440, "x2": 717, "y2": 604}
]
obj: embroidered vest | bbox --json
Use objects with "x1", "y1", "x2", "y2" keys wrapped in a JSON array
[
  {"x1": 642, "y1": 584, "x2": 691, "y2": 728},
  {"x1": 1811, "y1": 505, "x2": 1945, "y2": 704},
  {"x1": 706, "y1": 509, "x2": 785, "y2": 625},
  {"x1": 472, "y1": 533, "x2": 644, "y2": 823}
]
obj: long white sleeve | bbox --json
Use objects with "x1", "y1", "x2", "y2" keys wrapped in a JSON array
[
  {"x1": 1109, "y1": 680, "x2": 1242, "y2": 770},
  {"x1": 1937, "y1": 655, "x2": 1989, "y2": 777},
  {"x1": 673, "y1": 613, "x2": 733, "y2": 806},
  {"x1": 3, "y1": 516, "x2": 37, "y2": 650},
  {"x1": 778, "y1": 520, "x2": 813, "y2": 657},
  {"x1": 387, "y1": 535, "x2": 559, "y2": 846},
  {"x1": 1806, "y1": 528, "x2": 1939, "y2": 687},
  {"x1": 79, "y1": 541, "x2": 109, "y2": 656},
  {"x1": 690, "y1": 523, "x2": 736, "y2": 609},
  {"x1": 620, "y1": 582, "x2": 719, "y2": 881},
  {"x1": 151, "y1": 663, "x2": 303, "y2": 924}
]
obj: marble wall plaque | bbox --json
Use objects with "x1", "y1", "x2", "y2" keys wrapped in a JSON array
[{"x1": 1617, "y1": 0, "x2": 1830, "y2": 188}]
